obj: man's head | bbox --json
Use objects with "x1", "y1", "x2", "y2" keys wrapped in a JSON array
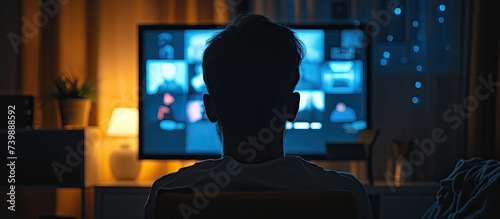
[{"x1": 202, "y1": 13, "x2": 304, "y2": 138}]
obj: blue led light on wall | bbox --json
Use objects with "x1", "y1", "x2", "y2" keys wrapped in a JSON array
[
  {"x1": 383, "y1": 51, "x2": 390, "y2": 58},
  {"x1": 439, "y1": 4, "x2": 446, "y2": 12},
  {"x1": 412, "y1": 97, "x2": 420, "y2": 104},
  {"x1": 387, "y1": 35, "x2": 394, "y2": 42},
  {"x1": 413, "y1": 46, "x2": 420, "y2": 52},
  {"x1": 380, "y1": 59, "x2": 387, "y2": 66},
  {"x1": 438, "y1": 17, "x2": 445, "y2": 23},
  {"x1": 353, "y1": 20, "x2": 360, "y2": 26},
  {"x1": 415, "y1": 81, "x2": 422, "y2": 88},
  {"x1": 412, "y1": 21, "x2": 419, "y2": 27},
  {"x1": 394, "y1": 8, "x2": 402, "y2": 15},
  {"x1": 416, "y1": 65, "x2": 423, "y2": 72},
  {"x1": 400, "y1": 57, "x2": 407, "y2": 64}
]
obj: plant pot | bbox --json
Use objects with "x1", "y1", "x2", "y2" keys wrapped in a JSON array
[{"x1": 59, "y1": 98, "x2": 91, "y2": 129}]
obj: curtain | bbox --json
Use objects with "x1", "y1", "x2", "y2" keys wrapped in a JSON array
[{"x1": 466, "y1": 0, "x2": 500, "y2": 159}]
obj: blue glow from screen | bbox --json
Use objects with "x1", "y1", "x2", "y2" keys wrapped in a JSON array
[
  {"x1": 415, "y1": 81, "x2": 422, "y2": 88},
  {"x1": 383, "y1": 51, "x2": 390, "y2": 58},
  {"x1": 293, "y1": 29, "x2": 325, "y2": 63},
  {"x1": 412, "y1": 21, "x2": 419, "y2": 27},
  {"x1": 185, "y1": 30, "x2": 223, "y2": 63},
  {"x1": 394, "y1": 8, "x2": 402, "y2": 15}
]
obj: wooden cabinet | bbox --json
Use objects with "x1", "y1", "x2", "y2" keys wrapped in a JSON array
[
  {"x1": 90, "y1": 182, "x2": 151, "y2": 219},
  {"x1": 0, "y1": 130, "x2": 86, "y2": 219}
]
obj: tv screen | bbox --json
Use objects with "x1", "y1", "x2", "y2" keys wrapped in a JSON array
[{"x1": 139, "y1": 24, "x2": 371, "y2": 159}]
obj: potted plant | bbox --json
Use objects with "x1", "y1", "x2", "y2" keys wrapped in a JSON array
[{"x1": 54, "y1": 72, "x2": 96, "y2": 129}]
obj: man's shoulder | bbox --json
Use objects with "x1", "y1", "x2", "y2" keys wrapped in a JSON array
[
  {"x1": 281, "y1": 156, "x2": 361, "y2": 181},
  {"x1": 153, "y1": 157, "x2": 227, "y2": 183},
  {"x1": 152, "y1": 155, "x2": 363, "y2": 189}
]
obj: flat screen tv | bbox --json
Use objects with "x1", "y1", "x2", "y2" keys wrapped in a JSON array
[{"x1": 139, "y1": 24, "x2": 371, "y2": 159}]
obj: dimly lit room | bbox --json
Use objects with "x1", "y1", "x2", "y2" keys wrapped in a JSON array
[{"x1": 1, "y1": 0, "x2": 499, "y2": 218}]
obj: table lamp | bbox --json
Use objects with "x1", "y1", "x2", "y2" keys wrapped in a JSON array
[{"x1": 106, "y1": 107, "x2": 141, "y2": 180}]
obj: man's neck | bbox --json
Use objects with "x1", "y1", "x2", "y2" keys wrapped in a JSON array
[{"x1": 222, "y1": 135, "x2": 284, "y2": 164}]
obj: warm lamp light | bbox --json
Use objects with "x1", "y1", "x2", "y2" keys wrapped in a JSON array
[
  {"x1": 107, "y1": 107, "x2": 138, "y2": 136},
  {"x1": 107, "y1": 107, "x2": 141, "y2": 181}
]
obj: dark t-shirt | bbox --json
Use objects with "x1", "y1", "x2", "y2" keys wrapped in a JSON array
[{"x1": 144, "y1": 156, "x2": 373, "y2": 219}]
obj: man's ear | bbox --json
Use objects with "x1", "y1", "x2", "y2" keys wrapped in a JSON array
[
  {"x1": 286, "y1": 92, "x2": 300, "y2": 122},
  {"x1": 203, "y1": 94, "x2": 218, "y2": 122}
]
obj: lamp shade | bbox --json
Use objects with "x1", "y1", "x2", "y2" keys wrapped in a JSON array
[{"x1": 106, "y1": 107, "x2": 138, "y2": 137}]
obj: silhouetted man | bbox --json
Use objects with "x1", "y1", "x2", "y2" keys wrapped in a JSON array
[{"x1": 144, "y1": 13, "x2": 372, "y2": 219}]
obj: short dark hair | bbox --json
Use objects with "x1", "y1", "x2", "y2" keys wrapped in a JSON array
[{"x1": 203, "y1": 13, "x2": 304, "y2": 134}]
